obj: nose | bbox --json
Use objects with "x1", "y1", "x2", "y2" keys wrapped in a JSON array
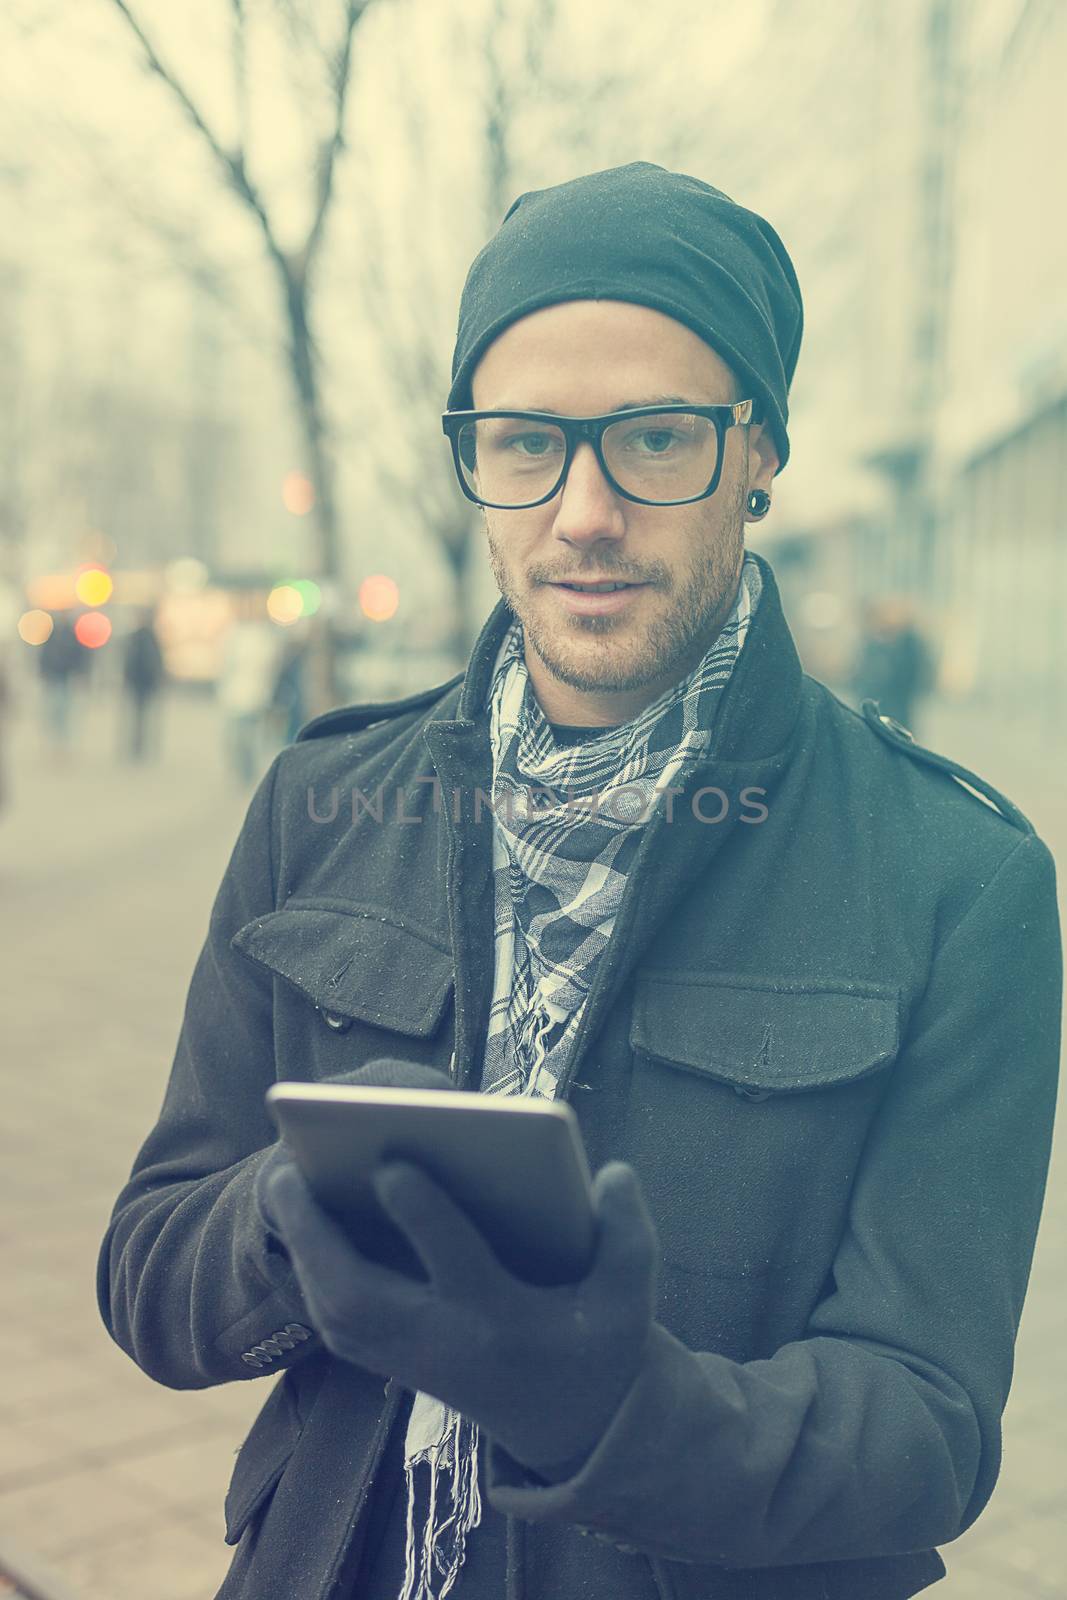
[{"x1": 552, "y1": 441, "x2": 626, "y2": 548}]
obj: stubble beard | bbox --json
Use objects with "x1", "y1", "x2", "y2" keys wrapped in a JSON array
[{"x1": 484, "y1": 472, "x2": 748, "y2": 695}]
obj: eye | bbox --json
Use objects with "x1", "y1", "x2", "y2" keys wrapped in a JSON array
[
  {"x1": 632, "y1": 428, "x2": 680, "y2": 454},
  {"x1": 505, "y1": 431, "x2": 562, "y2": 457},
  {"x1": 609, "y1": 412, "x2": 705, "y2": 458}
]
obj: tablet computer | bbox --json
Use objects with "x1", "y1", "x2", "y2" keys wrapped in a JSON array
[{"x1": 265, "y1": 1082, "x2": 596, "y2": 1286}]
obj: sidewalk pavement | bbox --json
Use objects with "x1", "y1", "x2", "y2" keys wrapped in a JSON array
[
  {"x1": 1, "y1": 687, "x2": 267, "y2": 1600},
  {"x1": 1, "y1": 680, "x2": 1064, "y2": 1599}
]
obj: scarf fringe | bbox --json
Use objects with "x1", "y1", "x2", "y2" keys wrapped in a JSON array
[{"x1": 398, "y1": 1413, "x2": 482, "y2": 1600}]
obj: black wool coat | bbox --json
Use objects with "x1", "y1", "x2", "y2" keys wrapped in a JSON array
[{"x1": 96, "y1": 550, "x2": 1062, "y2": 1600}]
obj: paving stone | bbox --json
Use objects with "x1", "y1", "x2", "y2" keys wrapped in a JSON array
[
  {"x1": 102, "y1": 1434, "x2": 239, "y2": 1521},
  {"x1": 0, "y1": 1418, "x2": 96, "y2": 1489},
  {"x1": 0, "y1": 1459, "x2": 171, "y2": 1560},
  {"x1": 939, "y1": 1560, "x2": 1060, "y2": 1600},
  {"x1": 48, "y1": 1514, "x2": 232, "y2": 1600},
  {"x1": 2, "y1": 1357, "x2": 96, "y2": 1419}
]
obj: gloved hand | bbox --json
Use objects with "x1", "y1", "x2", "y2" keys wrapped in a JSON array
[
  {"x1": 260, "y1": 1148, "x2": 660, "y2": 1479},
  {"x1": 252, "y1": 1058, "x2": 456, "y2": 1245}
]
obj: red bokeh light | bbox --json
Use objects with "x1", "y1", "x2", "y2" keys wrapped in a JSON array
[{"x1": 75, "y1": 611, "x2": 112, "y2": 649}]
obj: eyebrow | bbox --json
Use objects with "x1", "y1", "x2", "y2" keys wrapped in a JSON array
[{"x1": 484, "y1": 394, "x2": 704, "y2": 414}]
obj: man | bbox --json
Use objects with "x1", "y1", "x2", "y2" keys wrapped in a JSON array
[
  {"x1": 852, "y1": 596, "x2": 935, "y2": 736},
  {"x1": 120, "y1": 606, "x2": 167, "y2": 762},
  {"x1": 217, "y1": 612, "x2": 281, "y2": 786},
  {"x1": 37, "y1": 610, "x2": 88, "y2": 756},
  {"x1": 97, "y1": 165, "x2": 1062, "y2": 1600}
]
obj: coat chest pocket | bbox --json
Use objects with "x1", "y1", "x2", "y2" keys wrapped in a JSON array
[
  {"x1": 627, "y1": 972, "x2": 901, "y2": 1279},
  {"x1": 231, "y1": 899, "x2": 455, "y2": 1072},
  {"x1": 224, "y1": 1372, "x2": 303, "y2": 1546}
]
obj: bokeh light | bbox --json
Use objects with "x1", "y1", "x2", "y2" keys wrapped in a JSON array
[
  {"x1": 291, "y1": 578, "x2": 322, "y2": 616},
  {"x1": 267, "y1": 584, "x2": 304, "y2": 625},
  {"x1": 74, "y1": 567, "x2": 114, "y2": 606},
  {"x1": 281, "y1": 471, "x2": 316, "y2": 516},
  {"x1": 165, "y1": 557, "x2": 210, "y2": 592},
  {"x1": 18, "y1": 609, "x2": 54, "y2": 646},
  {"x1": 75, "y1": 611, "x2": 112, "y2": 648},
  {"x1": 359, "y1": 574, "x2": 400, "y2": 623},
  {"x1": 25, "y1": 573, "x2": 77, "y2": 610}
]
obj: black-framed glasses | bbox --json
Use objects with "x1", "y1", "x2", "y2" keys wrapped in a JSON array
[{"x1": 441, "y1": 400, "x2": 757, "y2": 509}]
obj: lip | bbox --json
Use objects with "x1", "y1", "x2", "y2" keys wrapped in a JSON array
[{"x1": 547, "y1": 581, "x2": 649, "y2": 617}]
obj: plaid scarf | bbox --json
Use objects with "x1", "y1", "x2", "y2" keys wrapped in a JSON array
[{"x1": 396, "y1": 554, "x2": 763, "y2": 1599}]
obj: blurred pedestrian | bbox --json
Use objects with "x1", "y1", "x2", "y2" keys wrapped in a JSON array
[
  {"x1": 217, "y1": 617, "x2": 279, "y2": 785},
  {"x1": 0, "y1": 647, "x2": 11, "y2": 816},
  {"x1": 270, "y1": 627, "x2": 311, "y2": 746},
  {"x1": 37, "y1": 613, "x2": 86, "y2": 756},
  {"x1": 0, "y1": 578, "x2": 16, "y2": 813},
  {"x1": 120, "y1": 606, "x2": 166, "y2": 762},
  {"x1": 852, "y1": 595, "x2": 935, "y2": 733}
]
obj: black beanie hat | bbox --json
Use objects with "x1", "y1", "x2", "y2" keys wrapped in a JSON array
[{"x1": 447, "y1": 162, "x2": 804, "y2": 474}]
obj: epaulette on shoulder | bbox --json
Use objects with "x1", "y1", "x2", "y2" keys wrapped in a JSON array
[
  {"x1": 860, "y1": 699, "x2": 1033, "y2": 835},
  {"x1": 295, "y1": 671, "x2": 464, "y2": 743}
]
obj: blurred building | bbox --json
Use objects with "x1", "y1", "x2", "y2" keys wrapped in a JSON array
[
  {"x1": 714, "y1": 0, "x2": 1066, "y2": 735},
  {"x1": 697, "y1": 0, "x2": 957, "y2": 684},
  {"x1": 932, "y1": 0, "x2": 1067, "y2": 727}
]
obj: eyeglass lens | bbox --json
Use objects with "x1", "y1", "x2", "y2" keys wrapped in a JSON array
[{"x1": 455, "y1": 413, "x2": 721, "y2": 506}]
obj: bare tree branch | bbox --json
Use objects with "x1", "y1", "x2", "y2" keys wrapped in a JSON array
[
  {"x1": 131, "y1": 214, "x2": 282, "y2": 357},
  {"x1": 102, "y1": 0, "x2": 287, "y2": 280},
  {"x1": 484, "y1": 0, "x2": 510, "y2": 226},
  {"x1": 229, "y1": 0, "x2": 249, "y2": 155},
  {"x1": 302, "y1": 0, "x2": 368, "y2": 273},
  {"x1": 16, "y1": 84, "x2": 280, "y2": 354}
]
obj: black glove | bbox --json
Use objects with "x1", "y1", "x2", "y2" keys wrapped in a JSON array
[
  {"x1": 259, "y1": 1147, "x2": 660, "y2": 1479},
  {"x1": 252, "y1": 1058, "x2": 455, "y2": 1247}
]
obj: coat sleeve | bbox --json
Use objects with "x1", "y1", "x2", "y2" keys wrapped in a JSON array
[
  {"x1": 95, "y1": 753, "x2": 323, "y2": 1389},
  {"x1": 487, "y1": 830, "x2": 1063, "y2": 1568}
]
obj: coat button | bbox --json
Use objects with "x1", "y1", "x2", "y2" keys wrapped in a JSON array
[
  {"x1": 268, "y1": 1324, "x2": 313, "y2": 1351},
  {"x1": 241, "y1": 1353, "x2": 266, "y2": 1367},
  {"x1": 733, "y1": 1083, "x2": 773, "y2": 1101},
  {"x1": 321, "y1": 1010, "x2": 353, "y2": 1032}
]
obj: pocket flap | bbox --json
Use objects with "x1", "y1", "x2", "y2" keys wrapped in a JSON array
[
  {"x1": 224, "y1": 1377, "x2": 302, "y2": 1546},
  {"x1": 232, "y1": 900, "x2": 454, "y2": 1037},
  {"x1": 631, "y1": 972, "x2": 900, "y2": 1092}
]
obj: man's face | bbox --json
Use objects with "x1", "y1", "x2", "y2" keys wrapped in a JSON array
[{"x1": 470, "y1": 299, "x2": 779, "y2": 720}]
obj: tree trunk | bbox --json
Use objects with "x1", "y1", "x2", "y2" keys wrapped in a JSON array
[
  {"x1": 281, "y1": 270, "x2": 340, "y2": 583},
  {"x1": 277, "y1": 264, "x2": 341, "y2": 712}
]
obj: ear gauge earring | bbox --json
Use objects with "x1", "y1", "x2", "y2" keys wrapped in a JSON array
[{"x1": 747, "y1": 489, "x2": 772, "y2": 519}]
